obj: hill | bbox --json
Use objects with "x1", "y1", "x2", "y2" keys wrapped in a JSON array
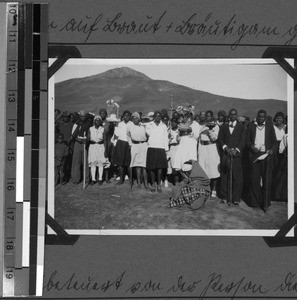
[{"x1": 55, "y1": 67, "x2": 287, "y2": 118}]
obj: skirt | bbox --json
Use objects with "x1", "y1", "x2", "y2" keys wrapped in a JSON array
[
  {"x1": 146, "y1": 147, "x2": 168, "y2": 169},
  {"x1": 112, "y1": 140, "x2": 131, "y2": 167},
  {"x1": 88, "y1": 144, "x2": 110, "y2": 168},
  {"x1": 130, "y1": 142, "x2": 148, "y2": 168}
]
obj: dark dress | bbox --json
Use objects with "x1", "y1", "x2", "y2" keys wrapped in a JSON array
[{"x1": 272, "y1": 135, "x2": 288, "y2": 202}]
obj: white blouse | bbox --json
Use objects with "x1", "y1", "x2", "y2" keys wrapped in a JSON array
[
  {"x1": 274, "y1": 125, "x2": 286, "y2": 142},
  {"x1": 146, "y1": 121, "x2": 169, "y2": 150},
  {"x1": 114, "y1": 121, "x2": 132, "y2": 142},
  {"x1": 89, "y1": 126, "x2": 104, "y2": 142}
]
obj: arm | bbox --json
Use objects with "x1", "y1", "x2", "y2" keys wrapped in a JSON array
[
  {"x1": 246, "y1": 124, "x2": 254, "y2": 151},
  {"x1": 270, "y1": 125, "x2": 278, "y2": 154},
  {"x1": 127, "y1": 126, "x2": 132, "y2": 146},
  {"x1": 103, "y1": 129, "x2": 108, "y2": 158},
  {"x1": 217, "y1": 125, "x2": 225, "y2": 149},
  {"x1": 87, "y1": 128, "x2": 91, "y2": 142},
  {"x1": 209, "y1": 125, "x2": 219, "y2": 142},
  {"x1": 164, "y1": 125, "x2": 169, "y2": 151},
  {"x1": 279, "y1": 134, "x2": 287, "y2": 154},
  {"x1": 237, "y1": 126, "x2": 246, "y2": 153},
  {"x1": 71, "y1": 123, "x2": 79, "y2": 140}
]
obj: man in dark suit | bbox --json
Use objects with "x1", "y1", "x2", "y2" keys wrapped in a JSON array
[
  {"x1": 218, "y1": 109, "x2": 246, "y2": 205},
  {"x1": 246, "y1": 110, "x2": 278, "y2": 212}
]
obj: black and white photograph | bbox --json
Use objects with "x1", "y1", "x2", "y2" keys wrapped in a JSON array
[{"x1": 47, "y1": 59, "x2": 294, "y2": 235}]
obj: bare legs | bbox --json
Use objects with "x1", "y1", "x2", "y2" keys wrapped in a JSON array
[{"x1": 149, "y1": 168, "x2": 163, "y2": 192}]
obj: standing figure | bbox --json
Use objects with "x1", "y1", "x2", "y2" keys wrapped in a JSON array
[
  {"x1": 112, "y1": 110, "x2": 132, "y2": 184},
  {"x1": 57, "y1": 111, "x2": 74, "y2": 182},
  {"x1": 172, "y1": 123, "x2": 197, "y2": 170},
  {"x1": 216, "y1": 110, "x2": 226, "y2": 127},
  {"x1": 87, "y1": 115, "x2": 110, "y2": 185},
  {"x1": 272, "y1": 126, "x2": 288, "y2": 202},
  {"x1": 246, "y1": 110, "x2": 278, "y2": 211},
  {"x1": 198, "y1": 110, "x2": 221, "y2": 198},
  {"x1": 71, "y1": 110, "x2": 91, "y2": 185},
  {"x1": 198, "y1": 111, "x2": 206, "y2": 125},
  {"x1": 217, "y1": 109, "x2": 246, "y2": 205},
  {"x1": 146, "y1": 111, "x2": 169, "y2": 193},
  {"x1": 273, "y1": 111, "x2": 286, "y2": 147},
  {"x1": 167, "y1": 118, "x2": 180, "y2": 185},
  {"x1": 99, "y1": 108, "x2": 112, "y2": 183},
  {"x1": 55, "y1": 133, "x2": 68, "y2": 185},
  {"x1": 127, "y1": 112, "x2": 148, "y2": 188}
]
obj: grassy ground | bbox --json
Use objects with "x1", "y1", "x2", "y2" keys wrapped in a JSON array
[{"x1": 54, "y1": 179, "x2": 288, "y2": 230}]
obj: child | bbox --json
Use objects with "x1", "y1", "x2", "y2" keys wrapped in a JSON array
[{"x1": 55, "y1": 133, "x2": 68, "y2": 186}]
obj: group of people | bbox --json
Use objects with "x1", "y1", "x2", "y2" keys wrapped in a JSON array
[{"x1": 55, "y1": 106, "x2": 288, "y2": 212}]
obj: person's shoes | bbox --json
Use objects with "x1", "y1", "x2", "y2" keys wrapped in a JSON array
[
  {"x1": 98, "y1": 180, "x2": 103, "y2": 186},
  {"x1": 91, "y1": 180, "x2": 96, "y2": 185},
  {"x1": 220, "y1": 199, "x2": 226, "y2": 204},
  {"x1": 211, "y1": 191, "x2": 217, "y2": 198},
  {"x1": 234, "y1": 201, "x2": 240, "y2": 205}
]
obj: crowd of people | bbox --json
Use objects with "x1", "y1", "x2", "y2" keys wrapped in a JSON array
[{"x1": 55, "y1": 106, "x2": 288, "y2": 212}]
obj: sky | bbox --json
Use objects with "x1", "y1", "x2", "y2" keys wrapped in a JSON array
[{"x1": 52, "y1": 59, "x2": 290, "y2": 101}]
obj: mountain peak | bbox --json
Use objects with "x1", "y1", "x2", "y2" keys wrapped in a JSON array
[{"x1": 98, "y1": 67, "x2": 151, "y2": 80}]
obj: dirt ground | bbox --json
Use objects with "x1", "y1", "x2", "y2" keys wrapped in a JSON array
[{"x1": 54, "y1": 179, "x2": 288, "y2": 230}]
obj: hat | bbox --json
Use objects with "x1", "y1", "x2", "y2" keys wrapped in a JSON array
[
  {"x1": 141, "y1": 115, "x2": 153, "y2": 122},
  {"x1": 148, "y1": 112, "x2": 154, "y2": 118},
  {"x1": 106, "y1": 113, "x2": 120, "y2": 122},
  {"x1": 93, "y1": 115, "x2": 102, "y2": 123},
  {"x1": 131, "y1": 112, "x2": 140, "y2": 120},
  {"x1": 237, "y1": 116, "x2": 246, "y2": 123},
  {"x1": 78, "y1": 109, "x2": 87, "y2": 116},
  {"x1": 178, "y1": 123, "x2": 192, "y2": 132}
]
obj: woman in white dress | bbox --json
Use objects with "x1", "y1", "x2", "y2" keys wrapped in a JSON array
[
  {"x1": 198, "y1": 110, "x2": 220, "y2": 197},
  {"x1": 172, "y1": 123, "x2": 198, "y2": 170},
  {"x1": 127, "y1": 112, "x2": 148, "y2": 188},
  {"x1": 87, "y1": 115, "x2": 110, "y2": 185}
]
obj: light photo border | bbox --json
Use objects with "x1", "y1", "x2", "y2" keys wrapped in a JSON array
[{"x1": 47, "y1": 58, "x2": 294, "y2": 237}]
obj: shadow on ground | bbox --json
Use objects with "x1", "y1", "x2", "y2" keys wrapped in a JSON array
[{"x1": 54, "y1": 180, "x2": 288, "y2": 230}]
